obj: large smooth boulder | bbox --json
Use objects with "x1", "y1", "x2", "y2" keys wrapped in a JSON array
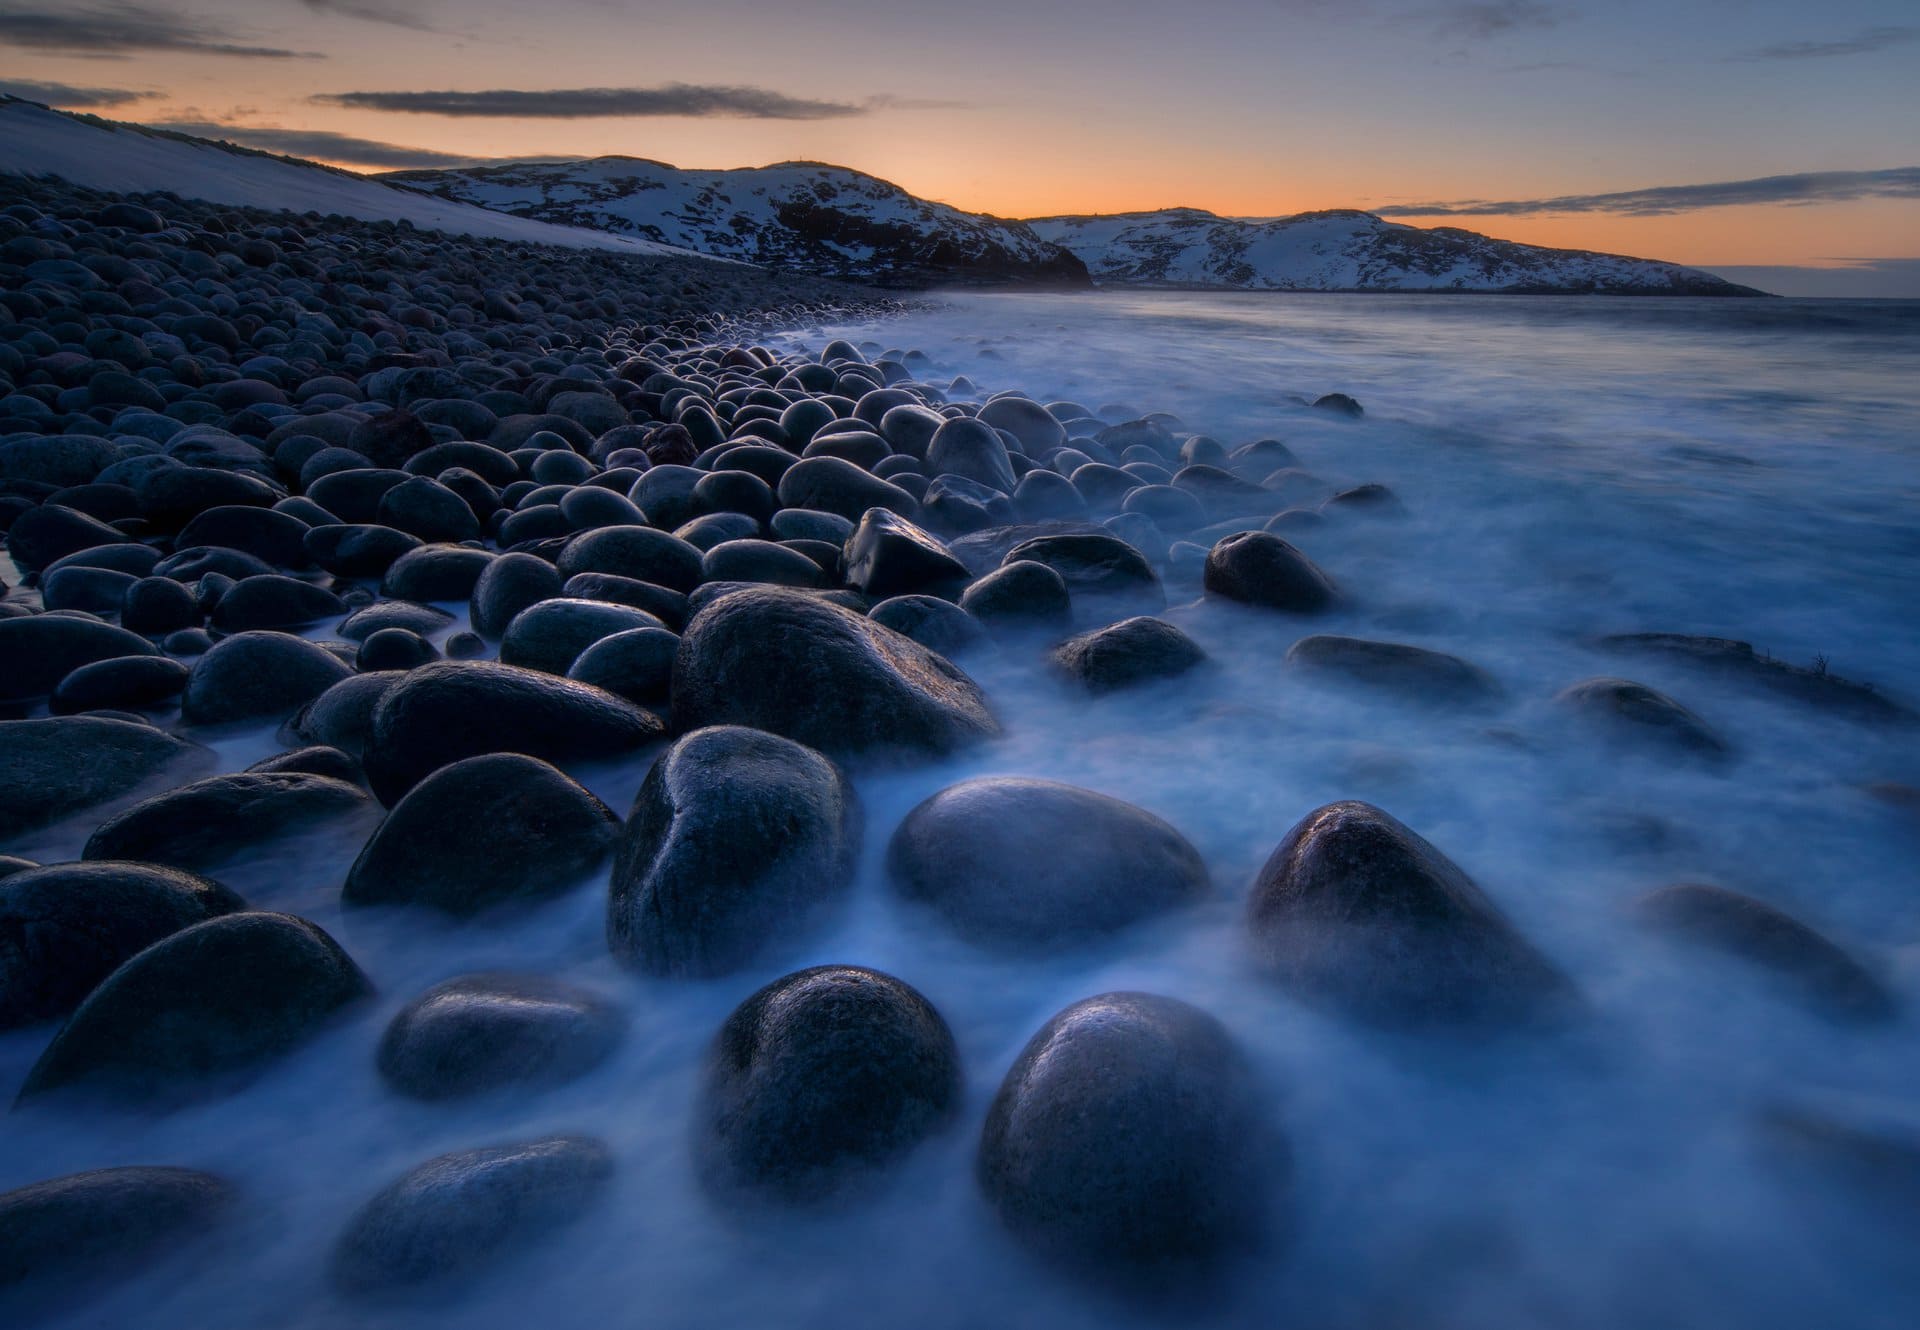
[
  {"x1": 1247, "y1": 801, "x2": 1575, "y2": 1030},
  {"x1": 0, "y1": 1166, "x2": 232, "y2": 1298},
  {"x1": 331, "y1": 1136, "x2": 613, "y2": 1294},
  {"x1": 361, "y1": 660, "x2": 665, "y2": 804},
  {"x1": 181, "y1": 631, "x2": 353, "y2": 726},
  {"x1": 18, "y1": 911, "x2": 372, "y2": 1104},
  {"x1": 377, "y1": 973, "x2": 626, "y2": 1100},
  {"x1": 81, "y1": 773, "x2": 376, "y2": 875},
  {"x1": 288, "y1": 671, "x2": 403, "y2": 759},
  {"x1": 0, "y1": 717, "x2": 213, "y2": 842},
  {"x1": 672, "y1": 587, "x2": 997, "y2": 760},
  {"x1": 1636, "y1": 882, "x2": 1896, "y2": 1024},
  {"x1": 608, "y1": 727, "x2": 858, "y2": 976},
  {"x1": 1202, "y1": 531, "x2": 1337, "y2": 612},
  {"x1": 345, "y1": 753, "x2": 619, "y2": 914},
  {"x1": 978, "y1": 992, "x2": 1278, "y2": 1281},
  {"x1": 0, "y1": 861, "x2": 244, "y2": 1028},
  {"x1": 698, "y1": 966, "x2": 960, "y2": 1202},
  {"x1": 887, "y1": 777, "x2": 1209, "y2": 949}
]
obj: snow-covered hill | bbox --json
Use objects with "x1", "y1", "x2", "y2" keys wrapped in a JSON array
[
  {"x1": 386, "y1": 157, "x2": 1090, "y2": 288},
  {"x1": 1026, "y1": 208, "x2": 1759, "y2": 295},
  {"x1": 0, "y1": 99, "x2": 708, "y2": 260}
]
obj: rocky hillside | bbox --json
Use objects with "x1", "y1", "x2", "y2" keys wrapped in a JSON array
[
  {"x1": 388, "y1": 158, "x2": 1089, "y2": 288},
  {"x1": 1026, "y1": 208, "x2": 1761, "y2": 295}
]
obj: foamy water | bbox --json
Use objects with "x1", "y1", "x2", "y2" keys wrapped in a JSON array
[{"x1": 5, "y1": 291, "x2": 1919, "y2": 1329}]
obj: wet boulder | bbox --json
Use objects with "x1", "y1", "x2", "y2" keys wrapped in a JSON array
[
  {"x1": 288, "y1": 671, "x2": 404, "y2": 759},
  {"x1": 345, "y1": 753, "x2": 619, "y2": 915},
  {"x1": 672, "y1": 587, "x2": 996, "y2": 761},
  {"x1": 207, "y1": 574, "x2": 347, "y2": 632},
  {"x1": 380, "y1": 544, "x2": 494, "y2": 602},
  {"x1": 304, "y1": 524, "x2": 422, "y2": 579},
  {"x1": 978, "y1": 992, "x2": 1278, "y2": 1281},
  {"x1": 1556, "y1": 677, "x2": 1729, "y2": 759},
  {"x1": 867, "y1": 594, "x2": 990, "y2": 657},
  {"x1": 775, "y1": 456, "x2": 918, "y2": 523},
  {"x1": 3, "y1": 504, "x2": 129, "y2": 572},
  {"x1": 555, "y1": 525, "x2": 703, "y2": 594},
  {"x1": 1004, "y1": 531, "x2": 1164, "y2": 622},
  {"x1": 471, "y1": 551, "x2": 565, "y2": 638},
  {"x1": 0, "y1": 1166, "x2": 232, "y2": 1300},
  {"x1": 843, "y1": 508, "x2": 969, "y2": 599},
  {"x1": 377, "y1": 974, "x2": 625, "y2": 1100},
  {"x1": 565, "y1": 627, "x2": 678, "y2": 706},
  {"x1": 697, "y1": 966, "x2": 960, "y2": 1202},
  {"x1": 888, "y1": 777, "x2": 1209, "y2": 949},
  {"x1": 0, "y1": 717, "x2": 213, "y2": 842},
  {"x1": 499, "y1": 598, "x2": 665, "y2": 676},
  {"x1": 18, "y1": 911, "x2": 371, "y2": 1105},
  {"x1": 81, "y1": 772, "x2": 376, "y2": 875},
  {"x1": 1052, "y1": 616, "x2": 1207, "y2": 694},
  {"x1": 1203, "y1": 531, "x2": 1337, "y2": 613},
  {"x1": 608, "y1": 727, "x2": 858, "y2": 977},
  {"x1": 1635, "y1": 882, "x2": 1896, "y2": 1024},
  {"x1": 0, "y1": 861, "x2": 245, "y2": 1029},
  {"x1": 925, "y1": 417, "x2": 1017, "y2": 493},
  {"x1": 1247, "y1": 801, "x2": 1576, "y2": 1030},
  {"x1": 1286, "y1": 635, "x2": 1500, "y2": 706},
  {"x1": 0, "y1": 615, "x2": 159, "y2": 706},
  {"x1": 361, "y1": 660, "x2": 665, "y2": 804},
  {"x1": 50, "y1": 654, "x2": 190, "y2": 715},
  {"x1": 958, "y1": 560, "x2": 1071, "y2": 632},
  {"x1": 330, "y1": 1136, "x2": 613, "y2": 1295},
  {"x1": 181, "y1": 631, "x2": 353, "y2": 725}
]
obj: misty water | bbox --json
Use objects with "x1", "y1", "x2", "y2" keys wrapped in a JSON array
[{"x1": 7, "y1": 291, "x2": 1920, "y2": 1329}]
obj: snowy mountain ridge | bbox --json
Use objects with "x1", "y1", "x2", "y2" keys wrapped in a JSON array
[
  {"x1": 384, "y1": 156, "x2": 1089, "y2": 288},
  {"x1": 1025, "y1": 207, "x2": 1757, "y2": 295}
]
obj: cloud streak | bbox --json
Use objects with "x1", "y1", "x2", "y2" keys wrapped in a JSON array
[
  {"x1": 311, "y1": 83, "x2": 883, "y2": 119},
  {"x1": 0, "y1": 2, "x2": 313, "y2": 58},
  {"x1": 147, "y1": 120, "x2": 548, "y2": 168},
  {"x1": 0, "y1": 78, "x2": 156, "y2": 107},
  {"x1": 1732, "y1": 26, "x2": 1918, "y2": 62},
  {"x1": 298, "y1": 0, "x2": 439, "y2": 33},
  {"x1": 1420, "y1": 2, "x2": 1563, "y2": 41},
  {"x1": 1377, "y1": 167, "x2": 1920, "y2": 217}
]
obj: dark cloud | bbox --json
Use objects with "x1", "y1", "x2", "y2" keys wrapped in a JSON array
[
  {"x1": 1732, "y1": 26, "x2": 1918, "y2": 62},
  {"x1": 311, "y1": 84, "x2": 876, "y2": 120},
  {"x1": 1421, "y1": 2, "x2": 1563, "y2": 41},
  {"x1": 298, "y1": 0, "x2": 439, "y2": 33},
  {"x1": 0, "y1": 3, "x2": 313, "y2": 58},
  {"x1": 0, "y1": 77, "x2": 156, "y2": 107},
  {"x1": 147, "y1": 120, "x2": 552, "y2": 169},
  {"x1": 1376, "y1": 168, "x2": 1920, "y2": 217}
]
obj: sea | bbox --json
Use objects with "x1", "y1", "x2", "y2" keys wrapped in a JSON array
[{"x1": 5, "y1": 290, "x2": 1919, "y2": 1329}]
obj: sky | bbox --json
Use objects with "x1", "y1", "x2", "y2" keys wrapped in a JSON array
[{"x1": 1, "y1": 0, "x2": 1916, "y2": 293}]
